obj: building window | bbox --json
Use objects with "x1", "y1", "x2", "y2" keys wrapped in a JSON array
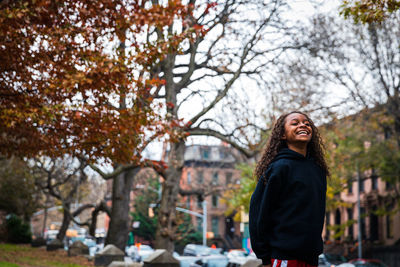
[
  {"x1": 219, "y1": 149, "x2": 226, "y2": 159},
  {"x1": 384, "y1": 127, "x2": 392, "y2": 139},
  {"x1": 186, "y1": 196, "x2": 191, "y2": 209},
  {"x1": 325, "y1": 212, "x2": 330, "y2": 241},
  {"x1": 202, "y1": 148, "x2": 210, "y2": 159},
  {"x1": 386, "y1": 181, "x2": 393, "y2": 190},
  {"x1": 226, "y1": 172, "x2": 232, "y2": 185},
  {"x1": 212, "y1": 217, "x2": 219, "y2": 236},
  {"x1": 370, "y1": 206, "x2": 379, "y2": 241},
  {"x1": 360, "y1": 207, "x2": 366, "y2": 239},
  {"x1": 197, "y1": 171, "x2": 203, "y2": 184},
  {"x1": 347, "y1": 208, "x2": 353, "y2": 240},
  {"x1": 212, "y1": 195, "x2": 219, "y2": 208},
  {"x1": 197, "y1": 217, "x2": 203, "y2": 233},
  {"x1": 359, "y1": 178, "x2": 364, "y2": 193},
  {"x1": 335, "y1": 209, "x2": 341, "y2": 240},
  {"x1": 197, "y1": 196, "x2": 202, "y2": 209},
  {"x1": 386, "y1": 204, "x2": 394, "y2": 238},
  {"x1": 212, "y1": 172, "x2": 219, "y2": 185},
  {"x1": 187, "y1": 171, "x2": 191, "y2": 184},
  {"x1": 371, "y1": 174, "x2": 378, "y2": 190},
  {"x1": 348, "y1": 179, "x2": 353, "y2": 194}
]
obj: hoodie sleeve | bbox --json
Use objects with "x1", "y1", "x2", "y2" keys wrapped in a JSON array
[{"x1": 249, "y1": 164, "x2": 283, "y2": 265}]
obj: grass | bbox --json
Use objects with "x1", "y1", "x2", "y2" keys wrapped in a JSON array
[
  {"x1": 0, "y1": 262, "x2": 20, "y2": 267},
  {"x1": 0, "y1": 243, "x2": 94, "y2": 267},
  {"x1": 0, "y1": 244, "x2": 31, "y2": 252}
]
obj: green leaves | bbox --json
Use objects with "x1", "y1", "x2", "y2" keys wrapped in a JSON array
[
  {"x1": 222, "y1": 163, "x2": 256, "y2": 218},
  {"x1": 341, "y1": 0, "x2": 400, "y2": 23}
]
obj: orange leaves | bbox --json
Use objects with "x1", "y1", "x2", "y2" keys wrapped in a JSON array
[
  {"x1": 145, "y1": 159, "x2": 168, "y2": 173},
  {"x1": 146, "y1": 78, "x2": 167, "y2": 87},
  {"x1": 204, "y1": 2, "x2": 218, "y2": 15},
  {"x1": 1, "y1": 0, "x2": 205, "y2": 166},
  {"x1": 166, "y1": 102, "x2": 175, "y2": 109}
]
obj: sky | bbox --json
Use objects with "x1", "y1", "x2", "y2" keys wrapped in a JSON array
[{"x1": 142, "y1": 0, "x2": 348, "y2": 160}]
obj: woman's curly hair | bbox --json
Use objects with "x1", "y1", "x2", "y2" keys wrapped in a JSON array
[{"x1": 255, "y1": 111, "x2": 329, "y2": 182}]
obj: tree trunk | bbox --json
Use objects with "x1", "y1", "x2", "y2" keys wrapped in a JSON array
[
  {"x1": 105, "y1": 167, "x2": 138, "y2": 251},
  {"x1": 387, "y1": 97, "x2": 400, "y2": 147},
  {"x1": 154, "y1": 140, "x2": 185, "y2": 251},
  {"x1": 57, "y1": 202, "x2": 71, "y2": 241},
  {"x1": 42, "y1": 196, "x2": 49, "y2": 237},
  {"x1": 89, "y1": 201, "x2": 109, "y2": 237}
]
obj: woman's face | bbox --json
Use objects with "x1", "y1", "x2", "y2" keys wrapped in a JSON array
[{"x1": 281, "y1": 113, "x2": 313, "y2": 145}]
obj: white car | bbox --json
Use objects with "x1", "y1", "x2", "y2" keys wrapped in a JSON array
[
  {"x1": 337, "y1": 259, "x2": 388, "y2": 267},
  {"x1": 318, "y1": 253, "x2": 347, "y2": 267},
  {"x1": 137, "y1": 244, "x2": 155, "y2": 262},
  {"x1": 226, "y1": 250, "x2": 248, "y2": 266}
]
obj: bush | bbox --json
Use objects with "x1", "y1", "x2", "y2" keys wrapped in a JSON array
[{"x1": 5, "y1": 214, "x2": 32, "y2": 244}]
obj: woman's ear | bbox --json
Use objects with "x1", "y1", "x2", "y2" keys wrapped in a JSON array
[{"x1": 281, "y1": 134, "x2": 286, "y2": 140}]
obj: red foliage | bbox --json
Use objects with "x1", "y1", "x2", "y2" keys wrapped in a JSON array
[{"x1": 0, "y1": 0, "x2": 198, "y2": 163}]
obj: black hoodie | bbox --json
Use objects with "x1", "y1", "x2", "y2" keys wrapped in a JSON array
[{"x1": 249, "y1": 148, "x2": 326, "y2": 266}]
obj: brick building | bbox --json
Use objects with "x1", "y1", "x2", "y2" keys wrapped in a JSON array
[
  {"x1": 178, "y1": 144, "x2": 243, "y2": 249},
  {"x1": 325, "y1": 170, "x2": 399, "y2": 247},
  {"x1": 322, "y1": 110, "x2": 400, "y2": 264}
]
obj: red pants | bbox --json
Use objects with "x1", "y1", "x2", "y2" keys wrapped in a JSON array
[{"x1": 271, "y1": 258, "x2": 317, "y2": 267}]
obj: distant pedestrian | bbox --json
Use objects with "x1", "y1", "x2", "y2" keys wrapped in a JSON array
[{"x1": 249, "y1": 111, "x2": 329, "y2": 267}]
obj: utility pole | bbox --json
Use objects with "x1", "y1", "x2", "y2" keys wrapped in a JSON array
[
  {"x1": 357, "y1": 162, "x2": 362, "y2": 259},
  {"x1": 203, "y1": 200, "x2": 207, "y2": 246}
]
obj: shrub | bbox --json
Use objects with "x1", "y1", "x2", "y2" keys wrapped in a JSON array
[{"x1": 5, "y1": 214, "x2": 32, "y2": 244}]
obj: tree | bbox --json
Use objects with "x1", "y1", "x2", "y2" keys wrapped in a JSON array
[
  {"x1": 320, "y1": 108, "x2": 400, "y2": 240},
  {"x1": 131, "y1": 170, "x2": 201, "y2": 248},
  {"x1": 222, "y1": 163, "x2": 257, "y2": 221},
  {"x1": 0, "y1": 157, "x2": 41, "y2": 222},
  {"x1": 282, "y1": 12, "x2": 400, "y2": 238},
  {"x1": 341, "y1": 0, "x2": 400, "y2": 23},
  {"x1": 148, "y1": 0, "x2": 310, "y2": 250},
  {"x1": 33, "y1": 156, "x2": 97, "y2": 241},
  {"x1": 301, "y1": 13, "x2": 400, "y2": 143},
  {"x1": 285, "y1": 11, "x2": 400, "y2": 173},
  {"x1": 1, "y1": 0, "x2": 195, "y2": 250},
  {"x1": 130, "y1": 173, "x2": 160, "y2": 244},
  {"x1": 1, "y1": 0, "x2": 316, "y2": 251}
]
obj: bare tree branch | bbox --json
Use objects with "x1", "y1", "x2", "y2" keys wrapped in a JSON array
[
  {"x1": 89, "y1": 163, "x2": 138, "y2": 180},
  {"x1": 187, "y1": 127, "x2": 257, "y2": 157}
]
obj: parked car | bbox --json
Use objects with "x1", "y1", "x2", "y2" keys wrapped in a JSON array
[
  {"x1": 183, "y1": 244, "x2": 213, "y2": 257},
  {"x1": 137, "y1": 244, "x2": 155, "y2": 262},
  {"x1": 226, "y1": 249, "x2": 248, "y2": 267},
  {"x1": 189, "y1": 254, "x2": 229, "y2": 267},
  {"x1": 175, "y1": 255, "x2": 201, "y2": 267},
  {"x1": 126, "y1": 245, "x2": 139, "y2": 260},
  {"x1": 337, "y1": 259, "x2": 389, "y2": 267},
  {"x1": 319, "y1": 253, "x2": 347, "y2": 267},
  {"x1": 44, "y1": 229, "x2": 59, "y2": 242}
]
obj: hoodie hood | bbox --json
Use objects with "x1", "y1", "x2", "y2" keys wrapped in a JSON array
[{"x1": 273, "y1": 147, "x2": 307, "y2": 162}]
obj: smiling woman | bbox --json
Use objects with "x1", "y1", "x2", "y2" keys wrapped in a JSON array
[
  {"x1": 250, "y1": 111, "x2": 329, "y2": 267},
  {"x1": 281, "y1": 113, "x2": 313, "y2": 156}
]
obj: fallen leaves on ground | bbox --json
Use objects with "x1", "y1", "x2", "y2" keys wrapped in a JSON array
[{"x1": 0, "y1": 243, "x2": 94, "y2": 267}]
